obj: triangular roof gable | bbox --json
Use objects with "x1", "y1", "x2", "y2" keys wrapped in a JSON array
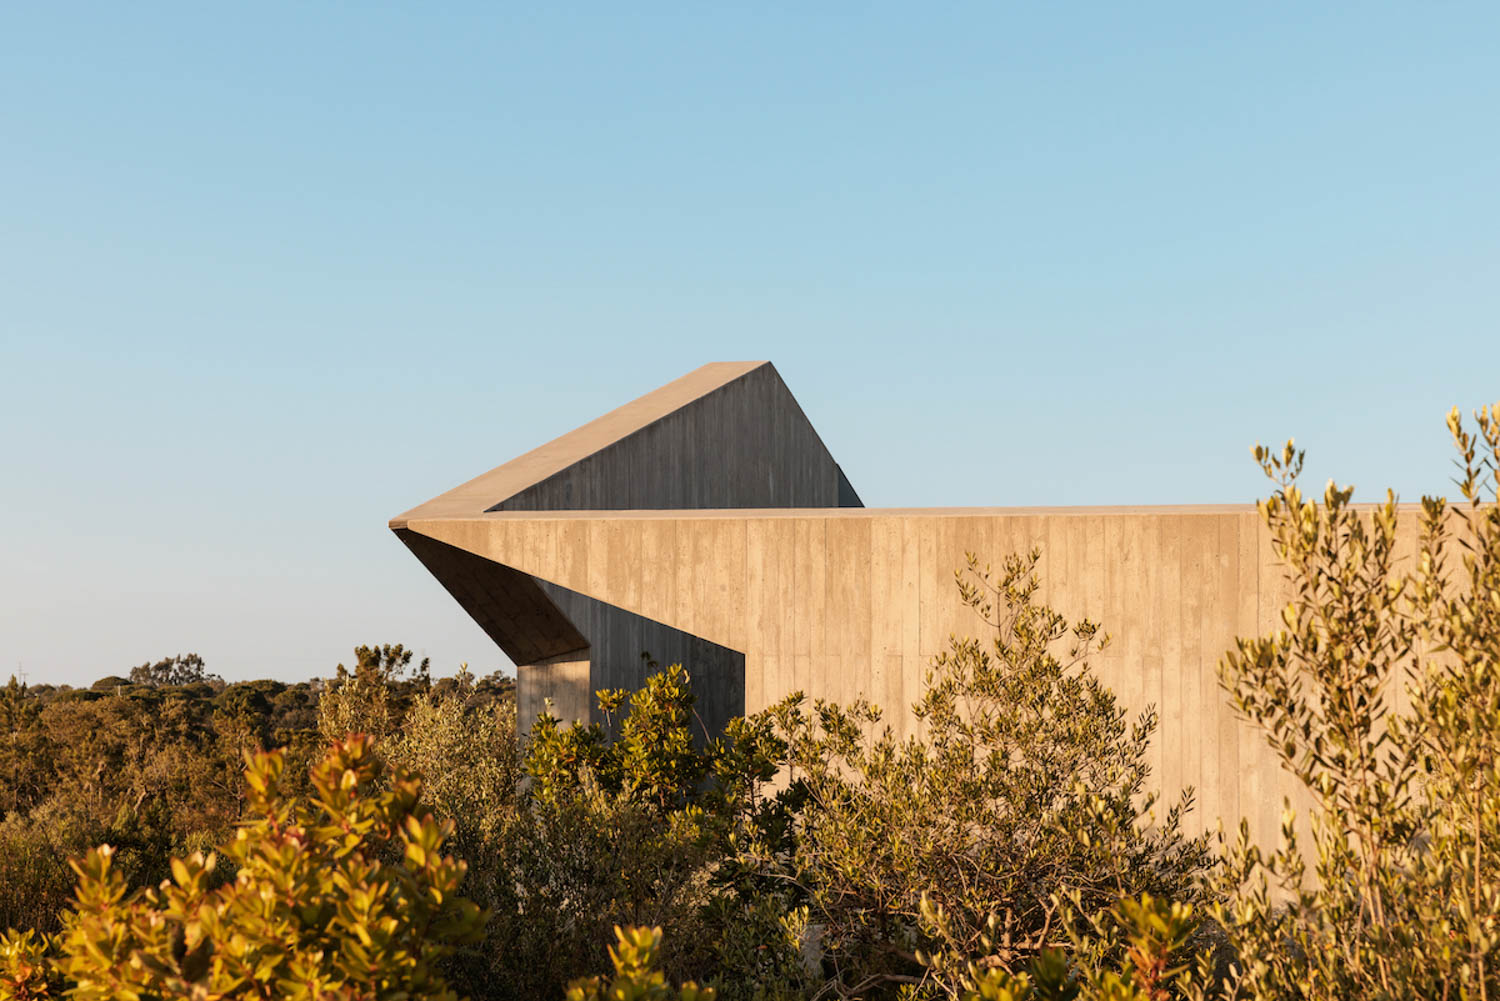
[{"x1": 391, "y1": 361, "x2": 860, "y2": 526}]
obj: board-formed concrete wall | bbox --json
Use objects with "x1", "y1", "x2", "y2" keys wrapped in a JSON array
[
  {"x1": 392, "y1": 361, "x2": 859, "y2": 738},
  {"x1": 391, "y1": 362, "x2": 1407, "y2": 846}
]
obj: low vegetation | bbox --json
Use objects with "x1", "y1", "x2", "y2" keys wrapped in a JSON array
[{"x1": 1, "y1": 405, "x2": 1497, "y2": 1000}]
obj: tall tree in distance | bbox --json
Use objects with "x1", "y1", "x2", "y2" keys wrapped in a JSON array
[
  {"x1": 127, "y1": 653, "x2": 220, "y2": 688},
  {"x1": 319, "y1": 643, "x2": 430, "y2": 743}
]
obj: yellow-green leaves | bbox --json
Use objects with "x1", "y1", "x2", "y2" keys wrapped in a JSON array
[
  {"x1": 1217, "y1": 405, "x2": 1500, "y2": 1001},
  {"x1": 0, "y1": 928, "x2": 57, "y2": 1000},
  {"x1": 50, "y1": 735, "x2": 485, "y2": 1001},
  {"x1": 565, "y1": 926, "x2": 715, "y2": 1001}
]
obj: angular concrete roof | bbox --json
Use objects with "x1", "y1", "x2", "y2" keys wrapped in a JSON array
[
  {"x1": 390, "y1": 360, "x2": 862, "y2": 671},
  {"x1": 391, "y1": 361, "x2": 860, "y2": 526},
  {"x1": 389, "y1": 362, "x2": 1276, "y2": 663}
]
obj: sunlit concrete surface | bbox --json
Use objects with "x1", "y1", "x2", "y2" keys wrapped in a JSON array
[{"x1": 392, "y1": 362, "x2": 1426, "y2": 843}]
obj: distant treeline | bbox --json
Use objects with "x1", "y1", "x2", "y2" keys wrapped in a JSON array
[{"x1": 0, "y1": 647, "x2": 513, "y2": 935}]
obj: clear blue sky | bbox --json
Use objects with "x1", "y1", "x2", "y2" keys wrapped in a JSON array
[{"x1": 3, "y1": 4, "x2": 1497, "y2": 688}]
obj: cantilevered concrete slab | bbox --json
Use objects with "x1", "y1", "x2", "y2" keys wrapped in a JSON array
[
  {"x1": 391, "y1": 361, "x2": 1428, "y2": 844},
  {"x1": 391, "y1": 362, "x2": 862, "y2": 736}
]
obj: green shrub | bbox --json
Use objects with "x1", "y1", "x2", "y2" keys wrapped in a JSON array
[
  {"x1": 383, "y1": 670, "x2": 522, "y2": 999},
  {"x1": 0, "y1": 929, "x2": 58, "y2": 1000},
  {"x1": 0, "y1": 815, "x2": 84, "y2": 938},
  {"x1": 319, "y1": 643, "x2": 430, "y2": 744},
  {"x1": 52, "y1": 734, "x2": 484, "y2": 1000},
  {"x1": 730, "y1": 550, "x2": 1213, "y2": 999},
  {"x1": 566, "y1": 926, "x2": 715, "y2": 1001},
  {"x1": 1214, "y1": 406, "x2": 1500, "y2": 1000},
  {"x1": 920, "y1": 891, "x2": 1209, "y2": 1001},
  {"x1": 386, "y1": 667, "x2": 519, "y2": 899},
  {"x1": 487, "y1": 664, "x2": 780, "y2": 999}
]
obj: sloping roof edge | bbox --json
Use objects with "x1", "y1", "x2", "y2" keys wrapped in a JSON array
[{"x1": 390, "y1": 361, "x2": 768, "y2": 528}]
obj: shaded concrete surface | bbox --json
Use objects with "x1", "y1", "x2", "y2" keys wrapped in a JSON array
[
  {"x1": 392, "y1": 361, "x2": 837, "y2": 740},
  {"x1": 534, "y1": 578, "x2": 744, "y2": 737},
  {"x1": 391, "y1": 361, "x2": 861, "y2": 523}
]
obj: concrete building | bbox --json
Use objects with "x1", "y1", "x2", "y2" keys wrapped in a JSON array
[{"x1": 391, "y1": 361, "x2": 1418, "y2": 842}]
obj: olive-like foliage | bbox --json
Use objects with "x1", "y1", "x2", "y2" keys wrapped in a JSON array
[{"x1": 53, "y1": 735, "x2": 485, "y2": 1000}]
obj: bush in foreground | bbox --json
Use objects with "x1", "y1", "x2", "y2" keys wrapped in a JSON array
[
  {"x1": 3, "y1": 735, "x2": 484, "y2": 1001},
  {"x1": 728, "y1": 549, "x2": 1214, "y2": 998},
  {"x1": 1213, "y1": 406, "x2": 1500, "y2": 1000}
]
